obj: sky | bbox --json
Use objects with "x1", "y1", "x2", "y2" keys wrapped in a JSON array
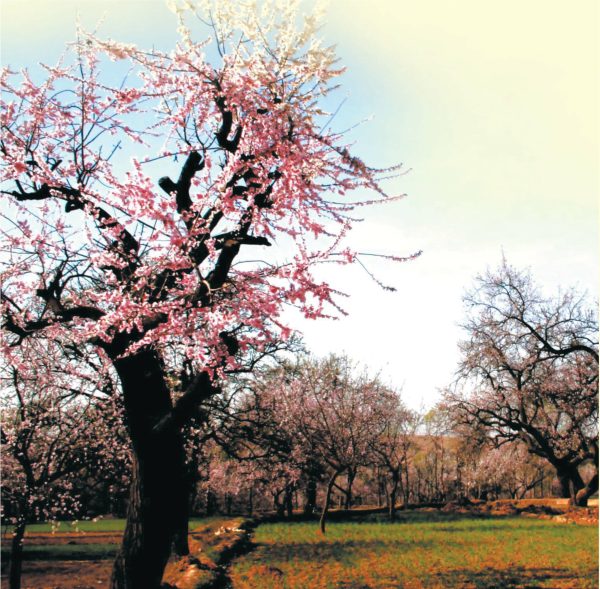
[{"x1": 1, "y1": 0, "x2": 598, "y2": 409}]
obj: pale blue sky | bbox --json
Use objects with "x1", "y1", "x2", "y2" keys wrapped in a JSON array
[{"x1": 2, "y1": 0, "x2": 598, "y2": 408}]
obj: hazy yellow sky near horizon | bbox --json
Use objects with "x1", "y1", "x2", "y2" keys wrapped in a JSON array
[{"x1": 1, "y1": 0, "x2": 598, "y2": 406}]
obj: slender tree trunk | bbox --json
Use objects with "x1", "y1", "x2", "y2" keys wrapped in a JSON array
[
  {"x1": 388, "y1": 470, "x2": 400, "y2": 522},
  {"x1": 248, "y1": 487, "x2": 254, "y2": 516},
  {"x1": 320, "y1": 471, "x2": 340, "y2": 534},
  {"x1": 110, "y1": 348, "x2": 188, "y2": 589},
  {"x1": 345, "y1": 468, "x2": 356, "y2": 510},
  {"x1": 274, "y1": 490, "x2": 285, "y2": 517},
  {"x1": 8, "y1": 519, "x2": 26, "y2": 589},
  {"x1": 402, "y1": 461, "x2": 410, "y2": 506},
  {"x1": 206, "y1": 490, "x2": 217, "y2": 516}
]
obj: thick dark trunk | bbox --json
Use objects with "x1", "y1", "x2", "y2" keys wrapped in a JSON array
[
  {"x1": 557, "y1": 472, "x2": 571, "y2": 498},
  {"x1": 305, "y1": 478, "x2": 317, "y2": 515},
  {"x1": 575, "y1": 472, "x2": 598, "y2": 507},
  {"x1": 8, "y1": 519, "x2": 26, "y2": 589},
  {"x1": 320, "y1": 471, "x2": 340, "y2": 534},
  {"x1": 110, "y1": 348, "x2": 188, "y2": 589},
  {"x1": 284, "y1": 485, "x2": 294, "y2": 518},
  {"x1": 274, "y1": 491, "x2": 285, "y2": 517},
  {"x1": 556, "y1": 464, "x2": 585, "y2": 505},
  {"x1": 303, "y1": 478, "x2": 317, "y2": 515}
]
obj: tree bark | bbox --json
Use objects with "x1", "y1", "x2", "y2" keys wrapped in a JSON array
[
  {"x1": 555, "y1": 464, "x2": 586, "y2": 506},
  {"x1": 110, "y1": 348, "x2": 188, "y2": 589},
  {"x1": 284, "y1": 485, "x2": 294, "y2": 518},
  {"x1": 247, "y1": 486, "x2": 254, "y2": 516},
  {"x1": 274, "y1": 490, "x2": 285, "y2": 517},
  {"x1": 556, "y1": 472, "x2": 572, "y2": 499},
  {"x1": 303, "y1": 478, "x2": 317, "y2": 515},
  {"x1": 388, "y1": 470, "x2": 400, "y2": 522},
  {"x1": 344, "y1": 468, "x2": 356, "y2": 510},
  {"x1": 320, "y1": 471, "x2": 340, "y2": 534},
  {"x1": 376, "y1": 474, "x2": 383, "y2": 508},
  {"x1": 206, "y1": 490, "x2": 217, "y2": 516},
  {"x1": 402, "y1": 460, "x2": 410, "y2": 506},
  {"x1": 575, "y1": 472, "x2": 598, "y2": 507},
  {"x1": 8, "y1": 519, "x2": 26, "y2": 589}
]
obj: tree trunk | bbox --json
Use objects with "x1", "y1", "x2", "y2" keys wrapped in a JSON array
[
  {"x1": 284, "y1": 485, "x2": 294, "y2": 518},
  {"x1": 376, "y1": 474, "x2": 384, "y2": 508},
  {"x1": 556, "y1": 472, "x2": 572, "y2": 499},
  {"x1": 345, "y1": 468, "x2": 356, "y2": 510},
  {"x1": 388, "y1": 470, "x2": 400, "y2": 522},
  {"x1": 556, "y1": 464, "x2": 585, "y2": 505},
  {"x1": 110, "y1": 348, "x2": 188, "y2": 589},
  {"x1": 274, "y1": 490, "x2": 285, "y2": 517},
  {"x1": 402, "y1": 462, "x2": 410, "y2": 506},
  {"x1": 206, "y1": 490, "x2": 217, "y2": 516},
  {"x1": 320, "y1": 471, "x2": 340, "y2": 534},
  {"x1": 8, "y1": 519, "x2": 26, "y2": 589},
  {"x1": 555, "y1": 465, "x2": 584, "y2": 507},
  {"x1": 303, "y1": 478, "x2": 317, "y2": 515},
  {"x1": 575, "y1": 472, "x2": 598, "y2": 507},
  {"x1": 247, "y1": 487, "x2": 254, "y2": 516}
]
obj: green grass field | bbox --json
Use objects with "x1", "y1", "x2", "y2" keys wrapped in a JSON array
[{"x1": 230, "y1": 513, "x2": 598, "y2": 589}]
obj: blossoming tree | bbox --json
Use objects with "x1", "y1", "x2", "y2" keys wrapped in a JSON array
[
  {"x1": 447, "y1": 261, "x2": 598, "y2": 506},
  {"x1": 246, "y1": 355, "x2": 395, "y2": 532},
  {"x1": 368, "y1": 393, "x2": 418, "y2": 520},
  {"x1": 0, "y1": 1, "x2": 413, "y2": 586},
  {"x1": 0, "y1": 340, "x2": 130, "y2": 589}
]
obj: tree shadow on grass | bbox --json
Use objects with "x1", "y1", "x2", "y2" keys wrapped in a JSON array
[
  {"x1": 250, "y1": 537, "x2": 434, "y2": 564},
  {"x1": 433, "y1": 566, "x2": 587, "y2": 588}
]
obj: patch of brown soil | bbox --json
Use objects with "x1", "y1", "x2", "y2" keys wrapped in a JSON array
[{"x1": 1, "y1": 560, "x2": 112, "y2": 589}]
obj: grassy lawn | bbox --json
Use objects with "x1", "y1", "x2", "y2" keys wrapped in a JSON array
[{"x1": 230, "y1": 513, "x2": 598, "y2": 589}]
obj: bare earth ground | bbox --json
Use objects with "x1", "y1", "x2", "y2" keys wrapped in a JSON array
[
  {"x1": 8, "y1": 561, "x2": 113, "y2": 589},
  {"x1": 1, "y1": 503, "x2": 597, "y2": 589},
  {"x1": 0, "y1": 519, "x2": 243, "y2": 589}
]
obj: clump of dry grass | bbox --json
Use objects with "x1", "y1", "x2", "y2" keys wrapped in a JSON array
[{"x1": 163, "y1": 517, "x2": 252, "y2": 589}]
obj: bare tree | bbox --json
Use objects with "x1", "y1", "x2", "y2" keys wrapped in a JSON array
[{"x1": 447, "y1": 261, "x2": 598, "y2": 506}]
